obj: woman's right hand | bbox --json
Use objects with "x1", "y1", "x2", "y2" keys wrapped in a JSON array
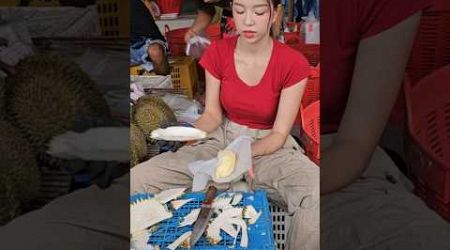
[{"x1": 184, "y1": 29, "x2": 198, "y2": 43}]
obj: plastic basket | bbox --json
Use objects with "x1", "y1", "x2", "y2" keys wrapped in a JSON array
[
  {"x1": 130, "y1": 190, "x2": 276, "y2": 250},
  {"x1": 414, "y1": 181, "x2": 450, "y2": 221},
  {"x1": 295, "y1": 64, "x2": 320, "y2": 126},
  {"x1": 169, "y1": 56, "x2": 198, "y2": 99},
  {"x1": 404, "y1": 65, "x2": 450, "y2": 205},
  {"x1": 155, "y1": 0, "x2": 183, "y2": 15},
  {"x1": 0, "y1": 0, "x2": 19, "y2": 6},
  {"x1": 300, "y1": 100, "x2": 320, "y2": 165},
  {"x1": 165, "y1": 24, "x2": 222, "y2": 56},
  {"x1": 406, "y1": 9, "x2": 450, "y2": 83},
  {"x1": 283, "y1": 22, "x2": 301, "y2": 45},
  {"x1": 302, "y1": 64, "x2": 320, "y2": 108},
  {"x1": 269, "y1": 203, "x2": 291, "y2": 250},
  {"x1": 130, "y1": 65, "x2": 142, "y2": 75},
  {"x1": 288, "y1": 31, "x2": 320, "y2": 67},
  {"x1": 96, "y1": 0, "x2": 129, "y2": 37}
]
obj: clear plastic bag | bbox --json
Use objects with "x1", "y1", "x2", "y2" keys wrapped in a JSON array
[
  {"x1": 188, "y1": 135, "x2": 253, "y2": 192},
  {"x1": 185, "y1": 35, "x2": 211, "y2": 59}
]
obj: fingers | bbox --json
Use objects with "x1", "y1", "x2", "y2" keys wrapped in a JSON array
[{"x1": 184, "y1": 29, "x2": 197, "y2": 43}]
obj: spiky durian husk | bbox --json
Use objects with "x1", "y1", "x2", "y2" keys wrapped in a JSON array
[
  {"x1": 0, "y1": 119, "x2": 40, "y2": 224},
  {"x1": 131, "y1": 95, "x2": 177, "y2": 141},
  {"x1": 130, "y1": 123, "x2": 147, "y2": 168},
  {"x1": 0, "y1": 174, "x2": 21, "y2": 225},
  {"x1": 4, "y1": 54, "x2": 110, "y2": 153},
  {"x1": 0, "y1": 77, "x2": 5, "y2": 119}
]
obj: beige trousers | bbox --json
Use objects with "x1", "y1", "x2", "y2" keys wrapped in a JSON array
[
  {"x1": 131, "y1": 119, "x2": 320, "y2": 250},
  {"x1": 321, "y1": 134, "x2": 450, "y2": 250}
]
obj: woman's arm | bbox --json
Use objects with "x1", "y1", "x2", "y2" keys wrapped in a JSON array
[
  {"x1": 185, "y1": 0, "x2": 216, "y2": 42},
  {"x1": 252, "y1": 78, "x2": 307, "y2": 157},
  {"x1": 320, "y1": 12, "x2": 422, "y2": 194},
  {"x1": 194, "y1": 71, "x2": 223, "y2": 133}
]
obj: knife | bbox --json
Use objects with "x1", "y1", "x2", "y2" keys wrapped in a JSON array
[{"x1": 190, "y1": 185, "x2": 218, "y2": 247}]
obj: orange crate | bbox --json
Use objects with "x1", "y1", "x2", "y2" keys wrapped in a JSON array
[
  {"x1": 170, "y1": 56, "x2": 198, "y2": 99},
  {"x1": 130, "y1": 66, "x2": 142, "y2": 76},
  {"x1": 29, "y1": 0, "x2": 59, "y2": 6},
  {"x1": 96, "y1": 0, "x2": 129, "y2": 37}
]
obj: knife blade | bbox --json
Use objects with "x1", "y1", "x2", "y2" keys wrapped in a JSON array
[{"x1": 189, "y1": 185, "x2": 218, "y2": 247}]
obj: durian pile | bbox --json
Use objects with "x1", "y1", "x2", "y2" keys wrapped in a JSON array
[
  {"x1": 130, "y1": 123, "x2": 147, "y2": 167},
  {"x1": 0, "y1": 53, "x2": 111, "y2": 223},
  {"x1": 3, "y1": 54, "x2": 111, "y2": 154},
  {"x1": 0, "y1": 77, "x2": 5, "y2": 119},
  {"x1": 130, "y1": 95, "x2": 177, "y2": 167},
  {"x1": 0, "y1": 119, "x2": 40, "y2": 225}
]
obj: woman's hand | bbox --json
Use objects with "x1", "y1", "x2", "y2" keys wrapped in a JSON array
[{"x1": 184, "y1": 28, "x2": 198, "y2": 43}]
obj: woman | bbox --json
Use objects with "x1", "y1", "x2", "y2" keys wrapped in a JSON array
[{"x1": 131, "y1": 0, "x2": 319, "y2": 249}]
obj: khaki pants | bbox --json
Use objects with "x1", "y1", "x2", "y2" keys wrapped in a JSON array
[
  {"x1": 321, "y1": 134, "x2": 450, "y2": 250},
  {"x1": 131, "y1": 119, "x2": 320, "y2": 250}
]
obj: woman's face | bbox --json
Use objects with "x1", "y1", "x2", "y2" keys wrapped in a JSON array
[{"x1": 232, "y1": 0, "x2": 276, "y2": 44}]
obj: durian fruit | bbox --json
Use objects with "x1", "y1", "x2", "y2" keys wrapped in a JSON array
[
  {"x1": 214, "y1": 150, "x2": 237, "y2": 179},
  {"x1": 0, "y1": 77, "x2": 5, "y2": 119},
  {"x1": 130, "y1": 123, "x2": 147, "y2": 168},
  {"x1": 0, "y1": 119, "x2": 40, "y2": 224},
  {"x1": 0, "y1": 174, "x2": 21, "y2": 225},
  {"x1": 131, "y1": 95, "x2": 177, "y2": 141},
  {"x1": 3, "y1": 54, "x2": 110, "y2": 153}
]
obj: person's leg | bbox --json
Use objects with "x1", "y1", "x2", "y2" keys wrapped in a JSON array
[
  {"x1": 131, "y1": 125, "x2": 226, "y2": 194},
  {"x1": 246, "y1": 136, "x2": 320, "y2": 250},
  {"x1": 321, "y1": 134, "x2": 450, "y2": 250},
  {"x1": 147, "y1": 43, "x2": 170, "y2": 76}
]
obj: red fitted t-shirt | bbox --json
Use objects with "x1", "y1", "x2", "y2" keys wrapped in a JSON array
[
  {"x1": 321, "y1": 0, "x2": 431, "y2": 133},
  {"x1": 199, "y1": 36, "x2": 310, "y2": 129}
]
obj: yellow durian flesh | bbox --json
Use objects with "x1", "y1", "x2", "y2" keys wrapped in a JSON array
[{"x1": 214, "y1": 150, "x2": 236, "y2": 179}]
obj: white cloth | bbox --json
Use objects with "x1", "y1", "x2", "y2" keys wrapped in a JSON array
[{"x1": 46, "y1": 127, "x2": 130, "y2": 162}]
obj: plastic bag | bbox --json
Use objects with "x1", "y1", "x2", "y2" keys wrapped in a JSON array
[
  {"x1": 185, "y1": 35, "x2": 211, "y2": 59},
  {"x1": 46, "y1": 127, "x2": 130, "y2": 162},
  {"x1": 188, "y1": 135, "x2": 253, "y2": 192},
  {"x1": 130, "y1": 82, "x2": 145, "y2": 103},
  {"x1": 0, "y1": 22, "x2": 34, "y2": 66},
  {"x1": 301, "y1": 11, "x2": 320, "y2": 44}
]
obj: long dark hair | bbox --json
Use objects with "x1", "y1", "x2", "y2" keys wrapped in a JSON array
[{"x1": 267, "y1": 0, "x2": 281, "y2": 37}]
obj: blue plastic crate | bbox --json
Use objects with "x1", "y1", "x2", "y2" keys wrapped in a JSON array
[{"x1": 130, "y1": 190, "x2": 275, "y2": 250}]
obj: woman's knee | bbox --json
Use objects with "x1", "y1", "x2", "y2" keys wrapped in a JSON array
[
  {"x1": 147, "y1": 43, "x2": 164, "y2": 62},
  {"x1": 130, "y1": 155, "x2": 167, "y2": 193}
]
